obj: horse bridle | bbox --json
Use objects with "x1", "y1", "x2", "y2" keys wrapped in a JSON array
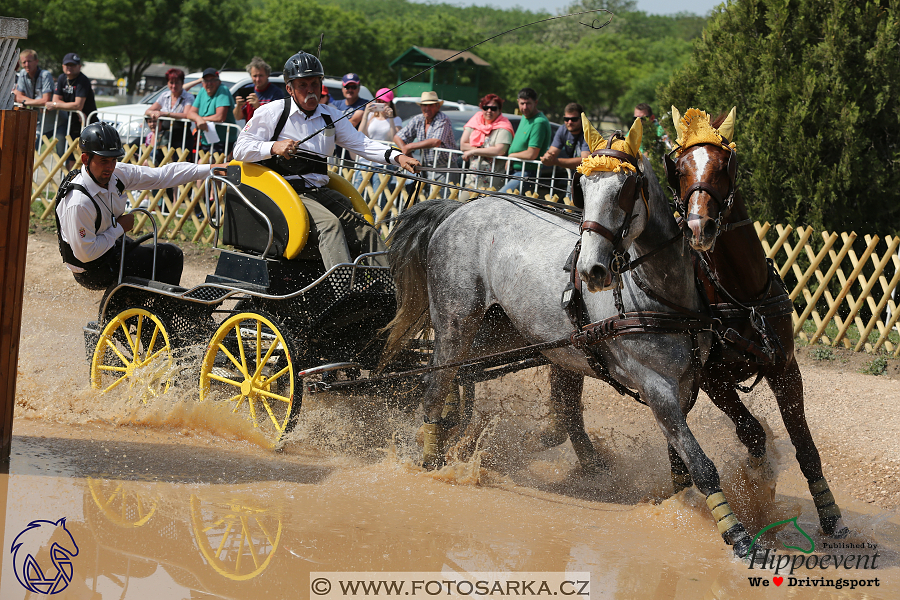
[
  {"x1": 574, "y1": 131, "x2": 648, "y2": 278},
  {"x1": 664, "y1": 141, "x2": 749, "y2": 242}
]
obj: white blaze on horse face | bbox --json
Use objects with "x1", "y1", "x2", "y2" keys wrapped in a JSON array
[
  {"x1": 577, "y1": 172, "x2": 628, "y2": 293},
  {"x1": 685, "y1": 146, "x2": 715, "y2": 246}
]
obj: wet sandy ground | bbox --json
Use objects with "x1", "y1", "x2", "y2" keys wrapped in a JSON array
[{"x1": 2, "y1": 231, "x2": 899, "y2": 599}]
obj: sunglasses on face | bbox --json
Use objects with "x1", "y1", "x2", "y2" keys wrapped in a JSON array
[
  {"x1": 344, "y1": 84, "x2": 359, "y2": 90},
  {"x1": 563, "y1": 117, "x2": 579, "y2": 122},
  {"x1": 482, "y1": 105, "x2": 500, "y2": 111}
]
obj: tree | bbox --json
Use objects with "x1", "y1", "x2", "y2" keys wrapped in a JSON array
[{"x1": 659, "y1": 0, "x2": 900, "y2": 235}]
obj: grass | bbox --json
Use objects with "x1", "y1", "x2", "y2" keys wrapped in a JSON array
[
  {"x1": 860, "y1": 355, "x2": 889, "y2": 376},
  {"x1": 810, "y1": 346, "x2": 835, "y2": 361}
]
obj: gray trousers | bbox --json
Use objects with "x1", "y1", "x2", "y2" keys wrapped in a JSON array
[{"x1": 297, "y1": 186, "x2": 387, "y2": 269}]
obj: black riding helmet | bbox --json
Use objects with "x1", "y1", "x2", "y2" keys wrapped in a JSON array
[
  {"x1": 79, "y1": 122, "x2": 125, "y2": 158},
  {"x1": 283, "y1": 51, "x2": 324, "y2": 83}
]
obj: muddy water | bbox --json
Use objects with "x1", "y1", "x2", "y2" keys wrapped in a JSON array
[{"x1": 4, "y1": 239, "x2": 899, "y2": 599}]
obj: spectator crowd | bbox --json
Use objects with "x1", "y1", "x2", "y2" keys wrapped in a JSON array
[{"x1": 13, "y1": 47, "x2": 667, "y2": 196}]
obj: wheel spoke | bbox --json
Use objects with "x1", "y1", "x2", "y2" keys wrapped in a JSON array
[
  {"x1": 98, "y1": 365, "x2": 128, "y2": 373},
  {"x1": 134, "y1": 315, "x2": 144, "y2": 361},
  {"x1": 254, "y1": 388, "x2": 291, "y2": 403},
  {"x1": 218, "y1": 343, "x2": 246, "y2": 376},
  {"x1": 241, "y1": 516, "x2": 261, "y2": 569},
  {"x1": 145, "y1": 346, "x2": 169, "y2": 364},
  {"x1": 251, "y1": 339, "x2": 281, "y2": 382},
  {"x1": 235, "y1": 322, "x2": 248, "y2": 374},
  {"x1": 247, "y1": 394, "x2": 259, "y2": 427},
  {"x1": 229, "y1": 394, "x2": 246, "y2": 412},
  {"x1": 216, "y1": 521, "x2": 235, "y2": 559},
  {"x1": 260, "y1": 397, "x2": 285, "y2": 430},
  {"x1": 104, "y1": 337, "x2": 132, "y2": 367},
  {"x1": 102, "y1": 373, "x2": 130, "y2": 394},
  {"x1": 264, "y1": 364, "x2": 290, "y2": 386},
  {"x1": 256, "y1": 519, "x2": 277, "y2": 547},
  {"x1": 207, "y1": 373, "x2": 244, "y2": 387},
  {"x1": 255, "y1": 321, "x2": 262, "y2": 378},
  {"x1": 119, "y1": 319, "x2": 137, "y2": 357},
  {"x1": 147, "y1": 323, "x2": 161, "y2": 358}
]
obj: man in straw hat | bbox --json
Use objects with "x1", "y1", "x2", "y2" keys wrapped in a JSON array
[{"x1": 393, "y1": 91, "x2": 457, "y2": 170}]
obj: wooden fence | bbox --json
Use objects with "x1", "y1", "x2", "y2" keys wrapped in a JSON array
[{"x1": 29, "y1": 135, "x2": 900, "y2": 356}]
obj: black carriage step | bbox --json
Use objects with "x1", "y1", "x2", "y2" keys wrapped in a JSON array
[
  {"x1": 207, "y1": 249, "x2": 270, "y2": 292},
  {"x1": 182, "y1": 285, "x2": 234, "y2": 301},
  {"x1": 121, "y1": 276, "x2": 187, "y2": 294}
]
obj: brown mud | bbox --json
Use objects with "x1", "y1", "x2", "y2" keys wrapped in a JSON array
[{"x1": 2, "y1": 229, "x2": 898, "y2": 599}]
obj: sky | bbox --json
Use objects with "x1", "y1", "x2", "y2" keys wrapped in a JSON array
[{"x1": 409, "y1": 0, "x2": 724, "y2": 16}]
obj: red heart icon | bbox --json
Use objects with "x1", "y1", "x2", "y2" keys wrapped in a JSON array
[{"x1": 773, "y1": 577, "x2": 784, "y2": 586}]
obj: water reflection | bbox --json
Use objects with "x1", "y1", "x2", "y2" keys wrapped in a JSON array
[{"x1": 1, "y1": 430, "x2": 898, "y2": 599}]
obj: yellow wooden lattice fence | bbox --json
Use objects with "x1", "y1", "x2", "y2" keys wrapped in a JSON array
[{"x1": 30, "y1": 137, "x2": 900, "y2": 356}]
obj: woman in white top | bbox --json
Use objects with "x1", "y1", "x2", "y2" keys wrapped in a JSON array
[
  {"x1": 144, "y1": 68, "x2": 197, "y2": 149},
  {"x1": 354, "y1": 88, "x2": 402, "y2": 209}
]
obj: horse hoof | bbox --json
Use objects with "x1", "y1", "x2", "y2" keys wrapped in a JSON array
[
  {"x1": 539, "y1": 426, "x2": 568, "y2": 449},
  {"x1": 731, "y1": 531, "x2": 753, "y2": 559},
  {"x1": 579, "y1": 458, "x2": 608, "y2": 477},
  {"x1": 826, "y1": 517, "x2": 850, "y2": 539},
  {"x1": 422, "y1": 456, "x2": 445, "y2": 471}
]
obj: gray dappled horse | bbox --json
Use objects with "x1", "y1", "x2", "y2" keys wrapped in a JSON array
[{"x1": 382, "y1": 117, "x2": 754, "y2": 557}]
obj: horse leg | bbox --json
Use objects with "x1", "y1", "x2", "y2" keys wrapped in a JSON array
[
  {"x1": 421, "y1": 315, "x2": 483, "y2": 470},
  {"x1": 546, "y1": 367, "x2": 605, "y2": 474},
  {"x1": 767, "y1": 358, "x2": 848, "y2": 537},
  {"x1": 645, "y1": 376, "x2": 752, "y2": 557},
  {"x1": 540, "y1": 365, "x2": 576, "y2": 448}
]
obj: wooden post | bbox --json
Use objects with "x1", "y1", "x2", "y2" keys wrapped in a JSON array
[{"x1": 0, "y1": 108, "x2": 37, "y2": 464}]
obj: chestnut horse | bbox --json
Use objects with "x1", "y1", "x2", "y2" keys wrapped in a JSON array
[{"x1": 664, "y1": 107, "x2": 848, "y2": 538}]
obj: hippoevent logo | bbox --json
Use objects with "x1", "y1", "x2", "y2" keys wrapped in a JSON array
[
  {"x1": 10, "y1": 518, "x2": 80, "y2": 595},
  {"x1": 746, "y1": 517, "x2": 880, "y2": 590}
]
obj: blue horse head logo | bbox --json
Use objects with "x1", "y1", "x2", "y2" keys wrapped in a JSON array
[{"x1": 11, "y1": 518, "x2": 79, "y2": 594}]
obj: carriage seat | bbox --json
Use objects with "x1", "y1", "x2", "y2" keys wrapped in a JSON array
[{"x1": 219, "y1": 161, "x2": 374, "y2": 262}]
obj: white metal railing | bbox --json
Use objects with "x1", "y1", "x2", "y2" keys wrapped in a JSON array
[{"x1": 87, "y1": 109, "x2": 243, "y2": 161}]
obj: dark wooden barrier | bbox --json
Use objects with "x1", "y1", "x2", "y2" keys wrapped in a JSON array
[{"x1": 0, "y1": 108, "x2": 38, "y2": 464}]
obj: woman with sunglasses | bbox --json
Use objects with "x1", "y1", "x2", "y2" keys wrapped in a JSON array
[
  {"x1": 354, "y1": 88, "x2": 402, "y2": 208},
  {"x1": 459, "y1": 94, "x2": 515, "y2": 196}
]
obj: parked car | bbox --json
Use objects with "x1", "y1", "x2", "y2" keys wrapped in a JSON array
[
  {"x1": 392, "y1": 97, "x2": 472, "y2": 121},
  {"x1": 95, "y1": 72, "x2": 373, "y2": 145}
]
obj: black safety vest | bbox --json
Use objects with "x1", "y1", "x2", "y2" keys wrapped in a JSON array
[{"x1": 53, "y1": 169, "x2": 123, "y2": 269}]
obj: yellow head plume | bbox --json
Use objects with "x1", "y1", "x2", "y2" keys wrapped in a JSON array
[
  {"x1": 578, "y1": 115, "x2": 642, "y2": 177},
  {"x1": 671, "y1": 106, "x2": 737, "y2": 155}
]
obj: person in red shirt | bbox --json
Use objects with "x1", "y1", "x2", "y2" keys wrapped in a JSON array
[{"x1": 233, "y1": 57, "x2": 285, "y2": 123}]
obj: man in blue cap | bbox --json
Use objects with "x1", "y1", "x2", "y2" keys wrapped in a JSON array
[{"x1": 332, "y1": 73, "x2": 366, "y2": 129}]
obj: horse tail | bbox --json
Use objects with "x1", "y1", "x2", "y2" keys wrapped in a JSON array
[{"x1": 379, "y1": 199, "x2": 463, "y2": 368}]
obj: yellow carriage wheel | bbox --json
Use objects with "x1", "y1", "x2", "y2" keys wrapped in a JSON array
[
  {"x1": 190, "y1": 493, "x2": 283, "y2": 581},
  {"x1": 198, "y1": 312, "x2": 301, "y2": 445},
  {"x1": 87, "y1": 477, "x2": 158, "y2": 528},
  {"x1": 90, "y1": 307, "x2": 173, "y2": 400}
]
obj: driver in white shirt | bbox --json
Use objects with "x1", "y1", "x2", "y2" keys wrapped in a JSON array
[{"x1": 232, "y1": 51, "x2": 419, "y2": 269}]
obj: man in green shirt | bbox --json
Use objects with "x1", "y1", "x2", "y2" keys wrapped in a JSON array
[
  {"x1": 186, "y1": 68, "x2": 236, "y2": 155},
  {"x1": 500, "y1": 87, "x2": 551, "y2": 193}
]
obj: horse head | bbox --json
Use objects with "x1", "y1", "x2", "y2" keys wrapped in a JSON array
[
  {"x1": 575, "y1": 115, "x2": 648, "y2": 293},
  {"x1": 666, "y1": 106, "x2": 738, "y2": 251}
]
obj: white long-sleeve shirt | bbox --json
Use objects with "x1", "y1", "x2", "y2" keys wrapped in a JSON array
[
  {"x1": 56, "y1": 161, "x2": 213, "y2": 270},
  {"x1": 232, "y1": 99, "x2": 400, "y2": 188}
]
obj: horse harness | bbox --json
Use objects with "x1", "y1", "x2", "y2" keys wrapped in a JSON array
[{"x1": 560, "y1": 133, "x2": 792, "y2": 404}]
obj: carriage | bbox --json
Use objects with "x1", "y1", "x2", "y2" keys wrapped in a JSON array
[{"x1": 81, "y1": 162, "x2": 428, "y2": 446}]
